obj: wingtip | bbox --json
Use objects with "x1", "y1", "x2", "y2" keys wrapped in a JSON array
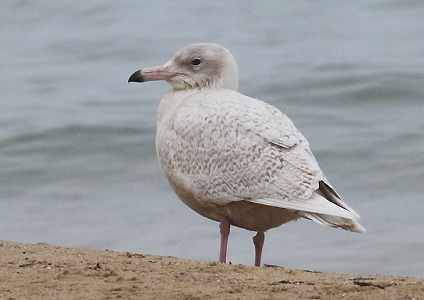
[{"x1": 351, "y1": 222, "x2": 366, "y2": 233}]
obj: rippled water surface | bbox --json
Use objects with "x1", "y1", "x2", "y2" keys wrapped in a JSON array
[{"x1": 1, "y1": 0, "x2": 424, "y2": 277}]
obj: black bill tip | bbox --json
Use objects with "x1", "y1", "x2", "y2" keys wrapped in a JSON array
[{"x1": 128, "y1": 70, "x2": 144, "y2": 83}]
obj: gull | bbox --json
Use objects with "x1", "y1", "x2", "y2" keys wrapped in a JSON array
[{"x1": 128, "y1": 43, "x2": 365, "y2": 267}]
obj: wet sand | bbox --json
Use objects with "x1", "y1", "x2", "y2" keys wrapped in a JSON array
[{"x1": 0, "y1": 240, "x2": 422, "y2": 299}]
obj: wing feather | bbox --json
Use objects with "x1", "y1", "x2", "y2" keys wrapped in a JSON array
[{"x1": 157, "y1": 89, "x2": 362, "y2": 229}]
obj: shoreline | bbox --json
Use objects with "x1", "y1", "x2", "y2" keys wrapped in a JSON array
[{"x1": 0, "y1": 240, "x2": 422, "y2": 299}]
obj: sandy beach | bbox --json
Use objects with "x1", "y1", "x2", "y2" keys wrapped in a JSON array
[{"x1": 0, "y1": 240, "x2": 422, "y2": 299}]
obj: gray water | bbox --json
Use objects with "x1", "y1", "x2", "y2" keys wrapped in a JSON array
[{"x1": 1, "y1": 0, "x2": 424, "y2": 277}]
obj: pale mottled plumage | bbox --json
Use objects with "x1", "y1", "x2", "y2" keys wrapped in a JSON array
[{"x1": 129, "y1": 43, "x2": 365, "y2": 267}]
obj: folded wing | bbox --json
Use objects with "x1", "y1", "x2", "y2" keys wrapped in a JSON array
[{"x1": 166, "y1": 90, "x2": 364, "y2": 232}]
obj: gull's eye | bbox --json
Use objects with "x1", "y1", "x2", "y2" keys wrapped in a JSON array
[{"x1": 191, "y1": 58, "x2": 201, "y2": 66}]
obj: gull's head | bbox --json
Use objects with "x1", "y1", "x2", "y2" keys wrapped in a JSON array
[{"x1": 128, "y1": 43, "x2": 239, "y2": 91}]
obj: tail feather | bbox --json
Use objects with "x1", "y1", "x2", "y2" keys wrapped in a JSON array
[
  {"x1": 248, "y1": 179, "x2": 365, "y2": 232},
  {"x1": 298, "y1": 211, "x2": 366, "y2": 233}
]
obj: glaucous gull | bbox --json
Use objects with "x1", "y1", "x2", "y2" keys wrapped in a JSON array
[{"x1": 128, "y1": 43, "x2": 365, "y2": 267}]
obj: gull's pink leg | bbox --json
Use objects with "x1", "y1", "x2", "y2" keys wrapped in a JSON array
[
  {"x1": 219, "y1": 215, "x2": 231, "y2": 263},
  {"x1": 253, "y1": 231, "x2": 265, "y2": 267}
]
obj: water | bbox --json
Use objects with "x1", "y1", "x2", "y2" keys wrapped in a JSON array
[{"x1": 1, "y1": 0, "x2": 424, "y2": 277}]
